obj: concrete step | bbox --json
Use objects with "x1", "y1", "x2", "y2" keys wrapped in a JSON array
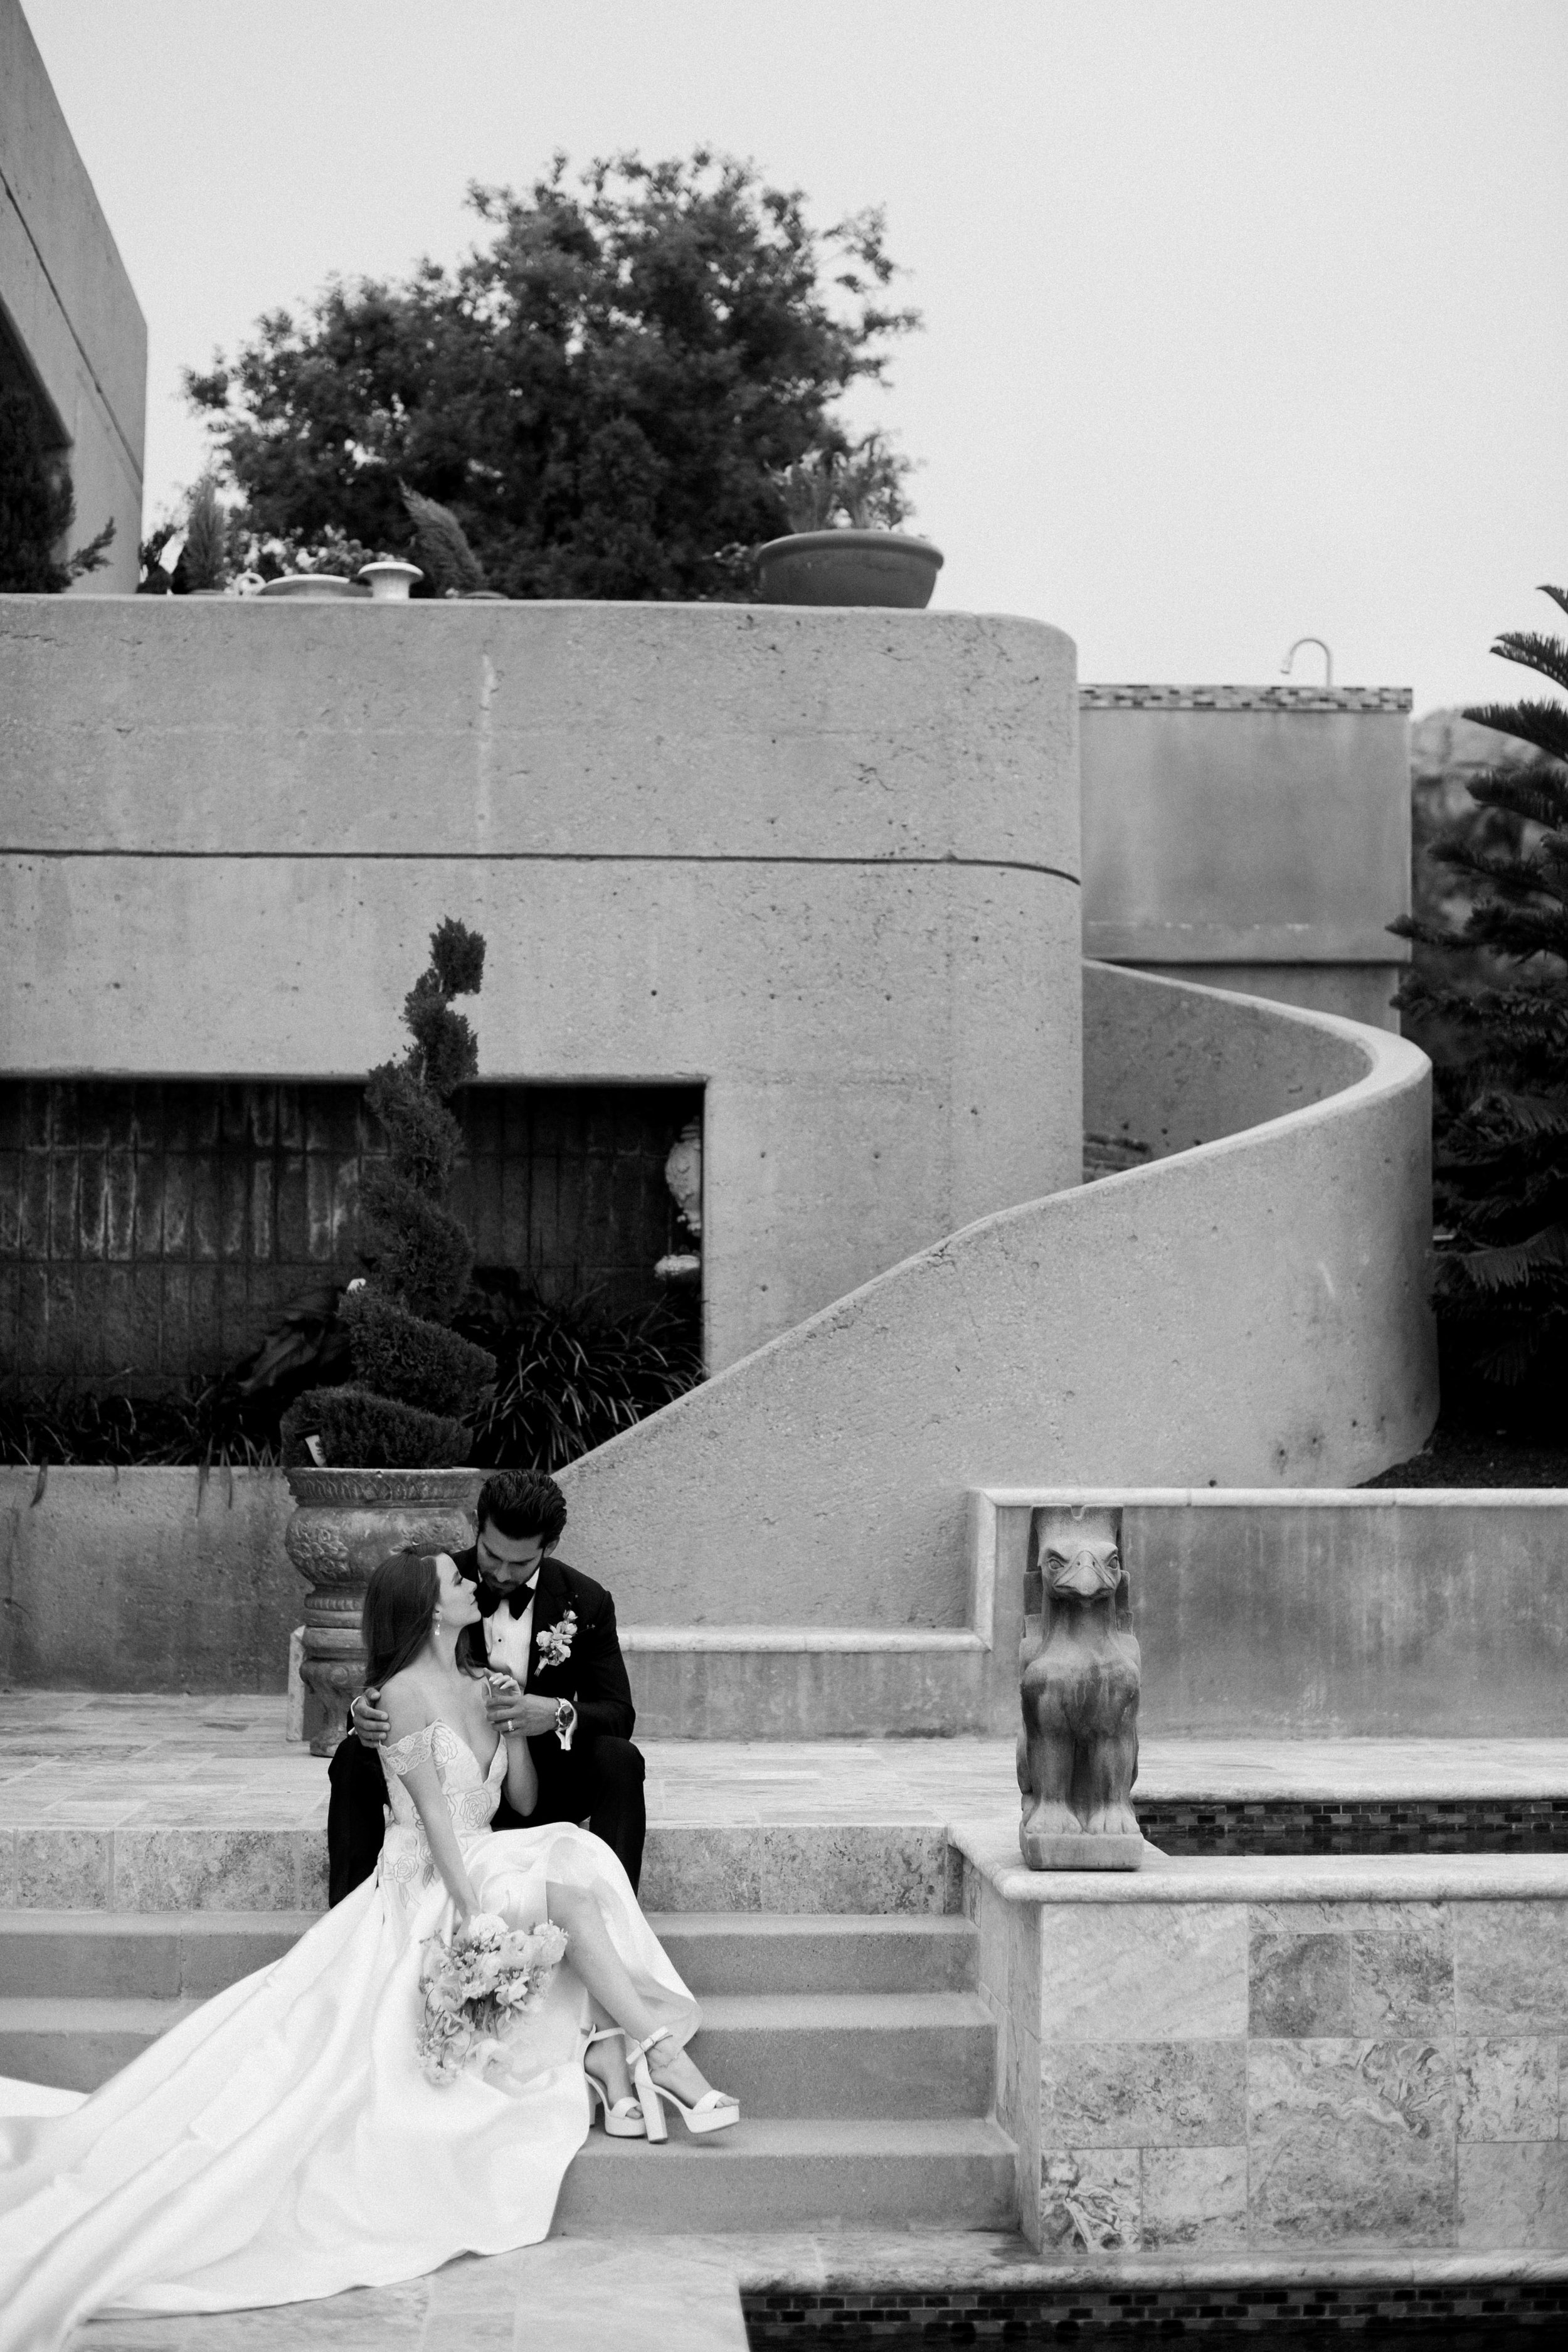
[
  {"x1": 553, "y1": 2117, "x2": 1018, "y2": 2233},
  {"x1": 0, "y1": 1995, "x2": 204, "y2": 2091},
  {"x1": 0, "y1": 1909, "x2": 977, "y2": 2001},
  {"x1": 0, "y1": 1986, "x2": 996, "y2": 2120},
  {"x1": 652, "y1": 1912, "x2": 977, "y2": 1995},
  {"x1": 621, "y1": 1628, "x2": 1012, "y2": 1739},
  {"x1": 0, "y1": 1822, "x2": 958, "y2": 1914},
  {"x1": 0, "y1": 1910, "x2": 317, "y2": 1997},
  {"x1": 691, "y1": 1992, "x2": 993, "y2": 2119}
]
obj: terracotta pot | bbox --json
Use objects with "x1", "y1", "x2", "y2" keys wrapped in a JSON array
[
  {"x1": 755, "y1": 529, "x2": 943, "y2": 610},
  {"x1": 284, "y1": 1466, "x2": 480, "y2": 1754}
]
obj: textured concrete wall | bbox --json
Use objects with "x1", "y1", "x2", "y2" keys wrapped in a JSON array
[
  {"x1": 0, "y1": 598, "x2": 1083, "y2": 1370},
  {"x1": 984, "y1": 1491, "x2": 1568, "y2": 1739},
  {"x1": 0, "y1": 1466, "x2": 297, "y2": 1690},
  {"x1": 1081, "y1": 687, "x2": 1412, "y2": 1032},
  {"x1": 0, "y1": 2, "x2": 145, "y2": 592},
  {"x1": 554, "y1": 967, "x2": 1437, "y2": 1629}
]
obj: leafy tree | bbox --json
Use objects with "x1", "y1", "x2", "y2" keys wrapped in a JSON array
[
  {"x1": 1391, "y1": 586, "x2": 1568, "y2": 1406},
  {"x1": 0, "y1": 390, "x2": 115, "y2": 592},
  {"x1": 184, "y1": 151, "x2": 918, "y2": 601}
]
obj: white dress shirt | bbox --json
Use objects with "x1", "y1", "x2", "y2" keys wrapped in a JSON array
[
  {"x1": 481, "y1": 1581, "x2": 577, "y2": 1750},
  {"x1": 481, "y1": 1586, "x2": 535, "y2": 1685}
]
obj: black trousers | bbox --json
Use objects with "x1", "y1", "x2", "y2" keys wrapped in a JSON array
[{"x1": 327, "y1": 1732, "x2": 646, "y2": 1907}]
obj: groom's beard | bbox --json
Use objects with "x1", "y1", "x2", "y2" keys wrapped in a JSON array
[{"x1": 480, "y1": 1576, "x2": 539, "y2": 1616}]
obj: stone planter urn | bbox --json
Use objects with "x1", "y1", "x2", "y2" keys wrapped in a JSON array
[
  {"x1": 755, "y1": 529, "x2": 943, "y2": 610},
  {"x1": 284, "y1": 1467, "x2": 480, "y2": 1754},
  {"x1": 357, "y1": 559, "x2": 423, "y2": 601}
]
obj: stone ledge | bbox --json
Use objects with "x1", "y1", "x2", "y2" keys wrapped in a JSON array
[
  {"x1": 727, "y1": 2225, "x2": 1568, "y2": 2289},
  {"x1": 978, "y1": 1484, "x2": 1568, "y2": 1508},
  {"x1": 953, "y1": 1818, "x2": 1568, "y2": 1903},
  {"x1": 1079, "y1": 683, "x2": 1413, "y2": 712},
  {"x1": 622, "y1": 1626, "x2": 986, "y2": 1653}
]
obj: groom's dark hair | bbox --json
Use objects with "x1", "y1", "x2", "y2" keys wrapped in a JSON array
[{"x1": 476, "y1": 1469, "x2": 567, "y2": 1548}]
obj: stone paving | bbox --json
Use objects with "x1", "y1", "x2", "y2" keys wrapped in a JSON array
[{"x1": 5, "y1": 1691, "x2": 1568, "y2": 1835}]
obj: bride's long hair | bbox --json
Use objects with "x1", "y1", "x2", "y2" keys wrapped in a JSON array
[{"x1": 363, "y1": 1550, "x2": 444, "y2": 1688}]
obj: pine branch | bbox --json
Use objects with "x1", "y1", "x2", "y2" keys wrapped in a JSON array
[
  {"x1": 1462, "y1": 698, "x2": 1568, "y2": 767},
  {"x1": 1465, "y1": 768, "x2": 1568, "y2": 830},
  {"x1": 1486, "y1": 632, "x2": 1568, "y2": 697}
]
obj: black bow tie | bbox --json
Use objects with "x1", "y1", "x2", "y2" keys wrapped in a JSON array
[{"x1": 480, "y1": 1576, "x2": 538, "y2": 1618}]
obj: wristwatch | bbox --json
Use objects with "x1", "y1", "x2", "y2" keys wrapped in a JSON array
[{"x1": 554, "y1": 1698, "x2": 578, "y2": 1752}]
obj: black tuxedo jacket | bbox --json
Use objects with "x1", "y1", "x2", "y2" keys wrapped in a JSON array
[{"x1": 458, "y1": 1547, "x2": 636, "y2": 1755}]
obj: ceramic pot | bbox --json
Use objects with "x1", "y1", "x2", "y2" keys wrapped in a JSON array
[
  {"x1": 755, "y1": 529, "x2": 943, "y2": 610},
  {"x1": 357, "y1": 559, "x2": 424, "y2": 602},
  {"x1": 258, "y1": 575, "x2": 368, "y2": 600},
  {"x1": 284, "y1": 1466, "x2": 480, "y2": 1753}
]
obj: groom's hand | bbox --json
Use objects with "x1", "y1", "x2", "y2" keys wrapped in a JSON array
[
  {"x1": 350, "y1": 1687, "x2": 390, "y2": 1747},
  {"x1": 483, "y1": 1680, "x2": 559, "y2": 1738}
]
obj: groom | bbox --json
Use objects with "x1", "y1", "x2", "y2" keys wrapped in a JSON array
[{"x1": 326, "y1": 1468, "x2": 647, "y2": 1904}]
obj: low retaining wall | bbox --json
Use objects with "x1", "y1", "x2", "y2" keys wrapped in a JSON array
[
  {"x1": 0, "y1": 1467, "x2": 297, "y2": 1690},
  {"x1": 977, "y1": 1488, "x2": 1568, "y2": 1738},
  {"x1": 961, "y1": 1825, "x2": 1568, "y2": 2260}
]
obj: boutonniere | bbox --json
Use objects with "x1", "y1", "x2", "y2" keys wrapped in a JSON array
[{"x1": 536, "y1": 1609, "x2": 578, "y2": 1671}]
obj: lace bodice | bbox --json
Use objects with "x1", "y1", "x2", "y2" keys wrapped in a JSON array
[
  {"x1": 380, "y1": 1719, "x2": 507, "y2": 1835},
  {"x1": 377, "y1": 1720, "x2": 507, "y2": 1922}
]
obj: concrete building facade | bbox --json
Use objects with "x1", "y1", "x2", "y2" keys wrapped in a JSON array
[
  {"x1": 1, "y1": 0, "x2": 145, "y2": 594},
  {"x1": 0, "y1": 597, "x2": 1084, "y2": 1373},
  {"x1": 1080, "y1": 683, "x2": 1412, "y2": 1029}
]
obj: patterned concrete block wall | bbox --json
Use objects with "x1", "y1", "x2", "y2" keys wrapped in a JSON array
[{"x1": 962, "y1": 1834, "x2": 1568, "y2": 2259}]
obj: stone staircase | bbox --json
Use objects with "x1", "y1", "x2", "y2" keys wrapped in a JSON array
[{"x1": 0, "y1": 1907, "x2": 1017, "y2": 2235}]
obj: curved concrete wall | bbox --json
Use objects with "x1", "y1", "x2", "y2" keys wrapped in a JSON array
[
  {"x1": 556, "y1": 965, "x2": 1438, "y2": 1628},
  {"x1": 0, "y1": 598, "x2": 1082, "y2": 1369}
]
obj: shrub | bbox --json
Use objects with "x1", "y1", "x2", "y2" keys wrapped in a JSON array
[
  {"x1": 457, "y1": 1274, "x2": 703, "y2": 1471},
  {"x1": 342, "y1": 1288, "x2": 495, "y2": 1419},
  {"x1": 0, "y1": 1379, "x2": 277, "y2": 1470},
  {"x1": 0, "y1": 389, "x2": 115, "y2": 592},
  {"x1": 282, "y1": 921, "x2": 495, "y2": 1467},
  {"x1": 287, "y1": 1385, "x2": 471, "y2": 1471}
]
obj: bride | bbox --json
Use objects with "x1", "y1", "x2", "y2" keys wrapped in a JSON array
[{"x1": 0, "y1": 1549, "x2": 738, "y2": 2352}]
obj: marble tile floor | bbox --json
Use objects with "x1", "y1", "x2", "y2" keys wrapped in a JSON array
[{"x1": 6, "y1": 1694, "x2": 1568, "y2": 1834}]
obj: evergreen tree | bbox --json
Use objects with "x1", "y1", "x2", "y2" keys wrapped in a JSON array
[
  {"x1": 1392, "y1": 586, "x2": 1568, "y2": 1405},
  {"x1": 282, "y1": 921, "x2": 497, "y2": 1468},
  {"x1": 183, "y1": 150, "x2": 918, "y2": 601}
]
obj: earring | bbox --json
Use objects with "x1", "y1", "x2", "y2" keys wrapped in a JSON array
[{"x1": 433, "y1": 1607, "x2": 443, "y2": 1632}]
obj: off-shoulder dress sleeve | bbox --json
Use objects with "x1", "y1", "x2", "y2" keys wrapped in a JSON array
[{"x1": 381, "y1": 1722, "x2": 439, "y2": 1781}]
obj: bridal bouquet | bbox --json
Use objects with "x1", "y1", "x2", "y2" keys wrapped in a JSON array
[{"x1": 416, "y1": 1911, "x2": 569, "y2": 2086}]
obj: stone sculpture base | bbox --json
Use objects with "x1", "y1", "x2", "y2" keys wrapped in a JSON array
[{"x1": 1020, "y1": 1832, "x2": 1149, "y2": 1872}]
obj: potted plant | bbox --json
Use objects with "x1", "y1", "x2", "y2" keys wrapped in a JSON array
[
  {"x1": 280, "y1": 919, "x2": 497, "y2": 1751},
  {"x1": 755, "y1": 432, "x2": 943, "y2": 610},
  {"x1": 257, "y1": 527, "x2": 379, "y2": 598}
]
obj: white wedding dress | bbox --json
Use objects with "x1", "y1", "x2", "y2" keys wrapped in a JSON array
[{"x1": 0, "y1": 1721, "x2": 699, "y2": 2352}]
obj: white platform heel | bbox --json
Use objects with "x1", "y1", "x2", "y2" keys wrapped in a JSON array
[
  {"x1": 583, "y1": 2026, "x2": 647, "y2": 2139},
  {"x1": 627, "y1": 2027, "x2": 740, "y2": 2140}
]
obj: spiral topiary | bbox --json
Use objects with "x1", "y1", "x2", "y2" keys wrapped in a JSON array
[{"x1": 282, "y1": 919, "x2": 496, "y2": 1468}]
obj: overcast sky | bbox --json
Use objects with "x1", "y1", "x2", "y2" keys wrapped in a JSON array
[{"x1": 24, "y1": 0, "x2": 1568, "y2": 711}]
